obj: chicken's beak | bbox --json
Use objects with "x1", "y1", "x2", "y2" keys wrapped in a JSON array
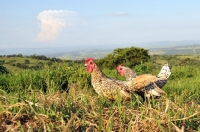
[{"x1": 84, "y1": 64, "x2": 87, "y2": 67}]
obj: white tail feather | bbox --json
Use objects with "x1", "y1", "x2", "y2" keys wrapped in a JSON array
[
  {"x1": 147, "y1": 89, "x2": 161, "y2": 97},
  {"x1": 157, "y1": 63, "x2": 171, "y2": 79}
]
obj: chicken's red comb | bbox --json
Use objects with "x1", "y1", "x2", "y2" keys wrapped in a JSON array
[
  {"x1": 116, "y1": 64, "x2": 123, "y2": 69},
  {"x1": 85, "y1": 58, "x2": 94, "y2": 63}
]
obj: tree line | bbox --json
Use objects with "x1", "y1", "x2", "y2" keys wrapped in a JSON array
[{"x1": 0, "y1": 54, "x2": 63, "y2": 62}]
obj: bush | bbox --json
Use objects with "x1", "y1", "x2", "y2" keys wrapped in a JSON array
[
  {"x1": 0, "y1": 60, "x2": 9, "y2": 74},
  {"x1": 97, "y1": 46, "x2": 150, "y2": 69},
  {"x1": 24, "y1": 60, "x2": 30, "y2": 64}
]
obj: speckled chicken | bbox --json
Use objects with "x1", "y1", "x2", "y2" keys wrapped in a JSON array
[
  {"x1": 116, "y1": 63, "x2": 171, "y2": 98},
  {"x1": 85, "y1": 58, "x2": 131, "y2": 101}
]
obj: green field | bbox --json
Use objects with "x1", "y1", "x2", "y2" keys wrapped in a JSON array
[
  {"x1": 149, "y1": 45, "x2": 200, "y2": 55},
  {"x1": 1, "y1": 56, "x2": 50, "y2": 72},
  {"x1": 0, "y1": 55, "x2": 200, "y2": 131}
]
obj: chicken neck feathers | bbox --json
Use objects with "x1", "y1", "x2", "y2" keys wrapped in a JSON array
[{"x1": 90, "y1": 62, "x2": 131, "y2": 100}]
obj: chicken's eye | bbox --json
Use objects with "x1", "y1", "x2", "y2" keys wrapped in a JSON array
[
  {"x1": 120, "y1": 68, "x2": 122, "y2": 70},
  {"x1": 90, "y1": 62, "x2": 93, "y2": 65}
]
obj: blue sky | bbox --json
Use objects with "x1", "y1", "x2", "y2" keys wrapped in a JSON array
[{"x1": 1, "y1": 1, "x2": 200, "y2": 49}]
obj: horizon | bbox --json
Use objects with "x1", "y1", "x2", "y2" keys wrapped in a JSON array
[{"x1": 1, "y1": 42, "x2": 200, "y2": 59}]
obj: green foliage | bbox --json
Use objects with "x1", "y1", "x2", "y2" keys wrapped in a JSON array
[
  {"x1": 97, "y1": 46, "x2": 150, "y2": 69},
  {"x1": 24, "y1": 59, "x2": 30, "y2": 64},
  {"x1": 0, "y1": 61, "x2": 91, "y2": 93},
  {"x1": 1, "y1": 54, "x2": 66, "y2": 72},
  {"x1": 0, "y1": 74, "x2": 10, "y2": 91},
  {"x1": 134, "y1": 63, "x2": 151, "y2": 75},
  {"x1": 170, "y1": 66, "x2": 195, "y2": 79},
  {"x1": 0, "y1": 60, "x2": 9, "y2": 74}
]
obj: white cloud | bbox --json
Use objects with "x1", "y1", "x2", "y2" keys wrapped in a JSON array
[{"x1": 36, "y1": 10, "x2": 77, "y2": 42}]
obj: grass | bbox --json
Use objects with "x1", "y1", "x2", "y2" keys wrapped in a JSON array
[
  {"x1": 176, "y1": 54, "x2": 200, "y2": 60},
  {"x1": 0, "y1": 60, "x2": 200, "y2": 131},
  {"x1": 1, "y1": 56, "x2": 49, "y2": 72}
]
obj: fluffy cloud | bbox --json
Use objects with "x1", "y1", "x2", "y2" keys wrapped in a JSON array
[{"x1": 36, "y1": 10, "x2": 77, "y2": 42}]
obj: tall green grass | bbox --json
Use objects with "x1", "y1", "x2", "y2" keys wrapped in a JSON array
[{"x1": 0, "y1": 62, "x2": 200, "y2": 131}]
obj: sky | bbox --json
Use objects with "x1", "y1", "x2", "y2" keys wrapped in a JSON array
[{"x1": 1, "y1": 1, "x2": 200, "y2": 50}]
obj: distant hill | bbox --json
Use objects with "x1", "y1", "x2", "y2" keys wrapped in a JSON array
[
  {"x1": 1, "y1": 40, "x2": 200, "y2": 59},
  {"x1": 0, "y1": 46, "x2": 115, "y2": 58},
  {"x1": 141, "y1": 40, "x2": 200, "y2": 48},
  {"x1": 148, "y1": 44, "x2": 200, "y2": 55}
]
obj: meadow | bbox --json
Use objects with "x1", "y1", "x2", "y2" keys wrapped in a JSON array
[{"x1": 0, "y1": 55, "x2": 200, "y2": 132}]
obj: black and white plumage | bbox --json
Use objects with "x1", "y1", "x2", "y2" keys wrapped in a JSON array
[{"x1": 117, "y1": 63, "x2": 171, "y2": 98}]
